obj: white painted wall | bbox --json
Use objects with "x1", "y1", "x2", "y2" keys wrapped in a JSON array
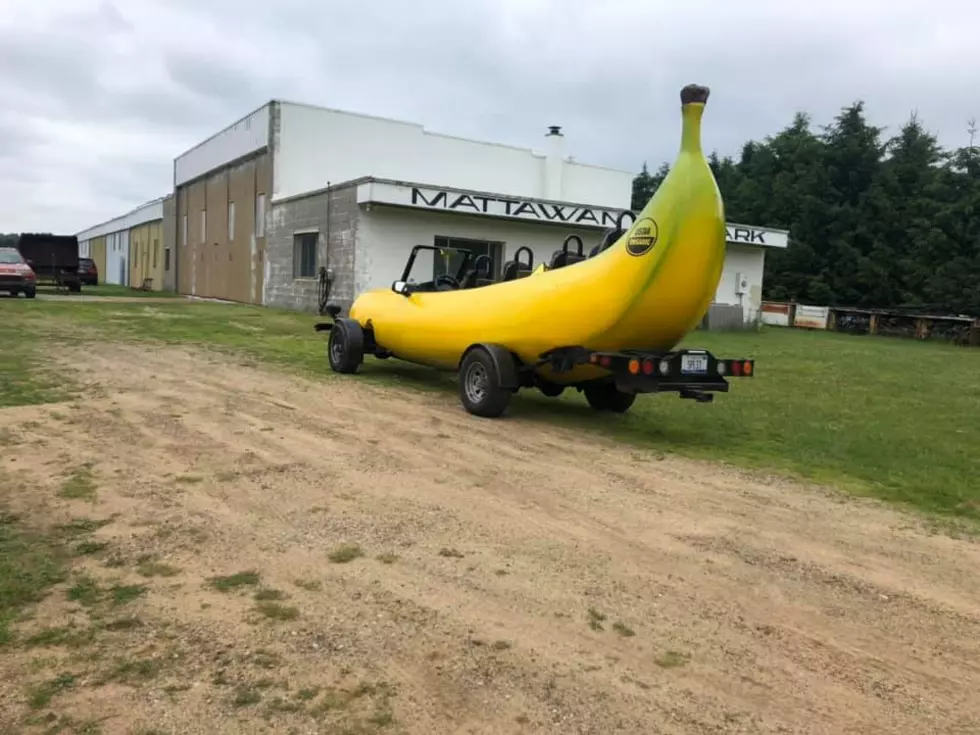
[
  {"x1": 105, "y1": 230, "x2": 130, "y2": 286},
  {"x1": 274, "y1": 102, "x2": 633, "y2": 208},
  {"x1": 354, "y1": 206, "x2": 605, "y2": 297},
  {"x1": 713, "y1": 244, "x2": 766, "y2": 324},
  {"x1": 79, "y1": 240, "x2": 90, "y2": 257},
  {"x1": 174, "y1": 104, "x2": 270, "y2": 187}
]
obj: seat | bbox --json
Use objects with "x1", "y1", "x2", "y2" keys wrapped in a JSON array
[
  {"x1": 589, "y1": 227, "x2": 625, "y2": 258},
  {"x1": 589, "y1": 211, "x2": 637, "y2": 258},
  {"x1": 501, "y1": 246, "x2": 534, "y2": 282},
  {"x1": 548, "y1": 235, "x2": 586, "y2": 270}
]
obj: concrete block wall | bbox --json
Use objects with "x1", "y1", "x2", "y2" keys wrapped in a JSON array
[{"x1": 265, "y1": 184, "x2": 358, "y2": 312}]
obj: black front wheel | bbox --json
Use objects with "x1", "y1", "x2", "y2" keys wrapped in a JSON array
[
  {"x1": 24, "y1": 288, "x2": 36, "y2": 299},
  {"x1": 583, "y1": 382, "x2": 635, "y2": 413},
  {"x1": 459, "y1": 348, "x2": 512, "y2": 418},
  {"x1": 327, "y1": 319, "x2": 364, "y2": 374}
]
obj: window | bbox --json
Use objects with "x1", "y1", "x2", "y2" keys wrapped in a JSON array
[
  {"x1": 164, "y1": 247, "x2": 171, "y2": 271},
  {"x1": 153, "y1": 238, "x2": 159, "y2": 269},
  {"x1": 200, "y1": 210, "x2": 207, "y2": 243},
  {"x1": 133, "y1": 243, "x2": 138, "y2": 267},
  {"x1": 432, "y1": 236, "x2": 501, "y2": 280},
  {"x1": 182, "y1": 215, "x2": 188, "y2": 246},
  {"x1": 293, "y1": 232, "x2": 318, "y2": 278},
  {"x1": 255, "y1": 193, "x2": 266, "y2": 238},
  {"x1": 228, "y1": 201, "x2": 236, "y2": 241}
]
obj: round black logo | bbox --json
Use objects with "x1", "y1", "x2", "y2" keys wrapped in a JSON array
[{"x1": 626, "y1": 218, "x2": 659, "y2": 256}]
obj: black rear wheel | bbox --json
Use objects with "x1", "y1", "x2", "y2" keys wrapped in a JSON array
[
  {"x1": 459, "y1": 348, "x2": 512, "y2": 418},
  {"x1": 327, "y1": 319, "x2": 364, "y2": 374},
  {"x1": 583, "y1": 382, "x2": 635, "y2": 413}
]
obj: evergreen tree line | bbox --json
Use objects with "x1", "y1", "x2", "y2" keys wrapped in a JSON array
[{"x1": 632, "y1": 102, "x2": 980, "y2": 315}]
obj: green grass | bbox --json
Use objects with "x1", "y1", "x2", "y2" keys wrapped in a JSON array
[
  {"x1": 209, "y1": 571, "x2": 260, "y2": 591},
  {"x1": 63, "y1": 284, "x2": 181, "y2": 299},
  {"x1": 59, "y1": 467, "x2": 98, "y2": 501},
  {"x1": 2, "y1": 300, "x2": 979, "y2": 522},
  {"x1": 327, "y1": 543, "x2": 364, "y2": 563},
  {"x1": 0, "y1": 512, "x2": 69, "y2": 644}
]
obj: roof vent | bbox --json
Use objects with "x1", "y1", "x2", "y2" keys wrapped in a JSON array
[{"x1": 547, "y1": 125, "x2": 562, "y2": 136}]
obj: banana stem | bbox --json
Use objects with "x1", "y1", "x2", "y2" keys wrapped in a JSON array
[{"x1": 680, "y1": 103, "x2": 704, "y2": 154}]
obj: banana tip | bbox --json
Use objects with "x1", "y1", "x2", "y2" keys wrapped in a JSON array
[{"x1": 680, "y1": 84, "x2": 710, "y2": 105}]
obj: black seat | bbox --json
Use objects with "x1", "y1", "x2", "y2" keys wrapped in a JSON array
[
  {"x1": 460, "y1": 254, "x2": 495, "y2": 289},
  {"x1": 589, "y1": 211, "x2": 637, "y2": 258},
  {"x1": 549, "y1": 235, "x2": 586, "y2": 269},
  {"x1": 501, "y1": 246, "x2": 534, "y2": 281}
]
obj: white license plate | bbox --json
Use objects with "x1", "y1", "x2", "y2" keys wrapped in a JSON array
[{"x1": 680, "y1": 354, "x2": 709, "y2": 374}]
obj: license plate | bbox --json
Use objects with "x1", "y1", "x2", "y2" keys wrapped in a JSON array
[{"x1": 680, "y1": 354, "x2": 708, "y2": 374}]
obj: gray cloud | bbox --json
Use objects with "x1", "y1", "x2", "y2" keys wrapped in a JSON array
[{"x1": 1, "y1": 0, "x2": 979, "y2": 234}]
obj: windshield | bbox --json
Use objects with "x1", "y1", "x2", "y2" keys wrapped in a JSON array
[{"x1": 0, "y1": 250, "x2": 25, "y2": 264}]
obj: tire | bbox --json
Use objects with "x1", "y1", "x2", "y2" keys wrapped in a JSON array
[
  {"x1": 68, "y1": 281, "x2": 81, "y2": 293},
  {"x1": 459, "y1": 347, "x2": 512, "y2": 418},
  {"x1": 583, "y1": 382, "x2": 636, "y2": 413},
  {"x1": 327, "y1": 319, "x2": 364, "y2": 374},
  {"x1": 24, "y1": 288, "x2": 36, "y2": 299}
]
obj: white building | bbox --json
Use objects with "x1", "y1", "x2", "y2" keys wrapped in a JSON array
[{"x1": 163, "y1": 99, "x2": 789, "y2": 323}]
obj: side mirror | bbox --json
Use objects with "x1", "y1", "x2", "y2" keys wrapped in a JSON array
[{"x1": 391, "y1": 280, "x2": 408, "y2": 295}]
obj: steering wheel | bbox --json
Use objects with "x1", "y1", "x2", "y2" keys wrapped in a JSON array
[{"x1": 434, "y1": 274, "x2": 459, "y2": 291}]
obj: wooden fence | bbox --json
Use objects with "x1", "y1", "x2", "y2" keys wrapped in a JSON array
[{"x1": 761, "y1": 302, "x2": 980, "y2": 346}]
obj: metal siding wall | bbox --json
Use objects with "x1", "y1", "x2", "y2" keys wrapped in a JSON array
[
  {"x1": 188, "y1": 179, "x2": 206, "y2": 296},
  {"x1": 128, "y1": 224, "x2": 143, "y2": 288},
  {"x1": 162, "y1": 196, "x2": 176, "y2": 291},
  {"x1": 254, "y1": 153, "x2": 271, "y2": 304},
  {"x1": 227, "y1": 160, "x2": 254, "y2": 303},
  {"x1": 172, "y1": 152, "x2": 270, "y2": 303},
  {"x1": 91, "y1": 237, "x2": 106, "y2": 282},
  {"x1": 149, "y1": 221, "x2": 164, "y2": 290},
  {"x1": 205, "y1": 171, "x2": 228, "y2": 299}
]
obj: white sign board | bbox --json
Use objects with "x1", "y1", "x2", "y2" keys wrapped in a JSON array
[
  {"x1": 794, "y1": 304, "x2": 830, "y2": 329},
  {"x1": 358, "y1": 181, "x2": 790, "y2": 247}
]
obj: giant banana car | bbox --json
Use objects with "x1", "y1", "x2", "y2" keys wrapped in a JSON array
[{"x1": 316, "y1": 84, "x2": 755, "y2": 417}]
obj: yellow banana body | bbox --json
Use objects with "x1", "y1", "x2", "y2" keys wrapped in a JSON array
[{"x1": 348, "y1": 86, "x2": 727, "y2": 383}]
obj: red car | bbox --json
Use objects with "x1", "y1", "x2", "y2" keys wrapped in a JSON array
[
  {"x1": 78, "y1": 257, "x2": 99, "y2": 286},
  {"x1": 0, "y1": 246, "x2": 36, "y2": 298}
]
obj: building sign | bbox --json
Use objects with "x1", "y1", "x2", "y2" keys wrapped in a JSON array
[
  {"x1": 407, "y1": 186, "x2": 628, "y2": 228},
  {"x1": 725, "y1": 223, "x2": 789, "y2": 249},
  {"x1": 357, "y1": 180, "x2": 789, "y2": 246}
]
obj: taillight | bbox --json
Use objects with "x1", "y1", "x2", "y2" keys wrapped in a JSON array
[
  {"x1": 599, "y1": 355, "x2": 611, "y2": 368},
  {"x1": 743, "y1": 361, "x2": 753, "y2": 376},
  {"x1": 642, "y1": 358, "x2": 654, "y2": 375},
  {"x1": 732, "y1": 361, "x2": 742, "y2": 376}
]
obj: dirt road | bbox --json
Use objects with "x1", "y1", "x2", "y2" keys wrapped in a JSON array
[{"x1": 2, "y1": 344, "x2": 979, "y2": 734}]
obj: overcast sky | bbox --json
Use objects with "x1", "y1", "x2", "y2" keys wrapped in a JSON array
[{"x1": 2, "y1": 0, "x2": 977, "y2": 234}]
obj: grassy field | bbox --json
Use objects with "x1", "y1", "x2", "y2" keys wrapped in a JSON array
[{"x1": 2, "y1": 298, "x2": 978, "y2": 522}]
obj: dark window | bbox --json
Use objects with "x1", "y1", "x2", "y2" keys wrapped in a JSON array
[
  {"x1": 164, "y1": 248, "x2": 171, "y2": 271},
  {"x1": 432, "y1": 236, "x2": 501, "y2": 280},
  {"x1": 293, "y1": 232, "x2": 318, "y2": 278}
]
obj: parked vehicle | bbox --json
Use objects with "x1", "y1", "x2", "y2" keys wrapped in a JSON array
[
  {"x1": 315, "y1": 84, "x2": 756, "y2": 418},
  {"x1": 0, "y1": 247, "x2": 37, "y2": 298},
  {"x1": 78, "y1": 257, "x2": 99, "y2": 286},
  {"x1": 16, "y1": 233, "x2": 81, "y2": 292}
]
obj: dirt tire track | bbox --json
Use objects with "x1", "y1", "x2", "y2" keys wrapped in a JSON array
[{"x1": 1, "y1": 343, "x2": 979, "y2": 734}]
